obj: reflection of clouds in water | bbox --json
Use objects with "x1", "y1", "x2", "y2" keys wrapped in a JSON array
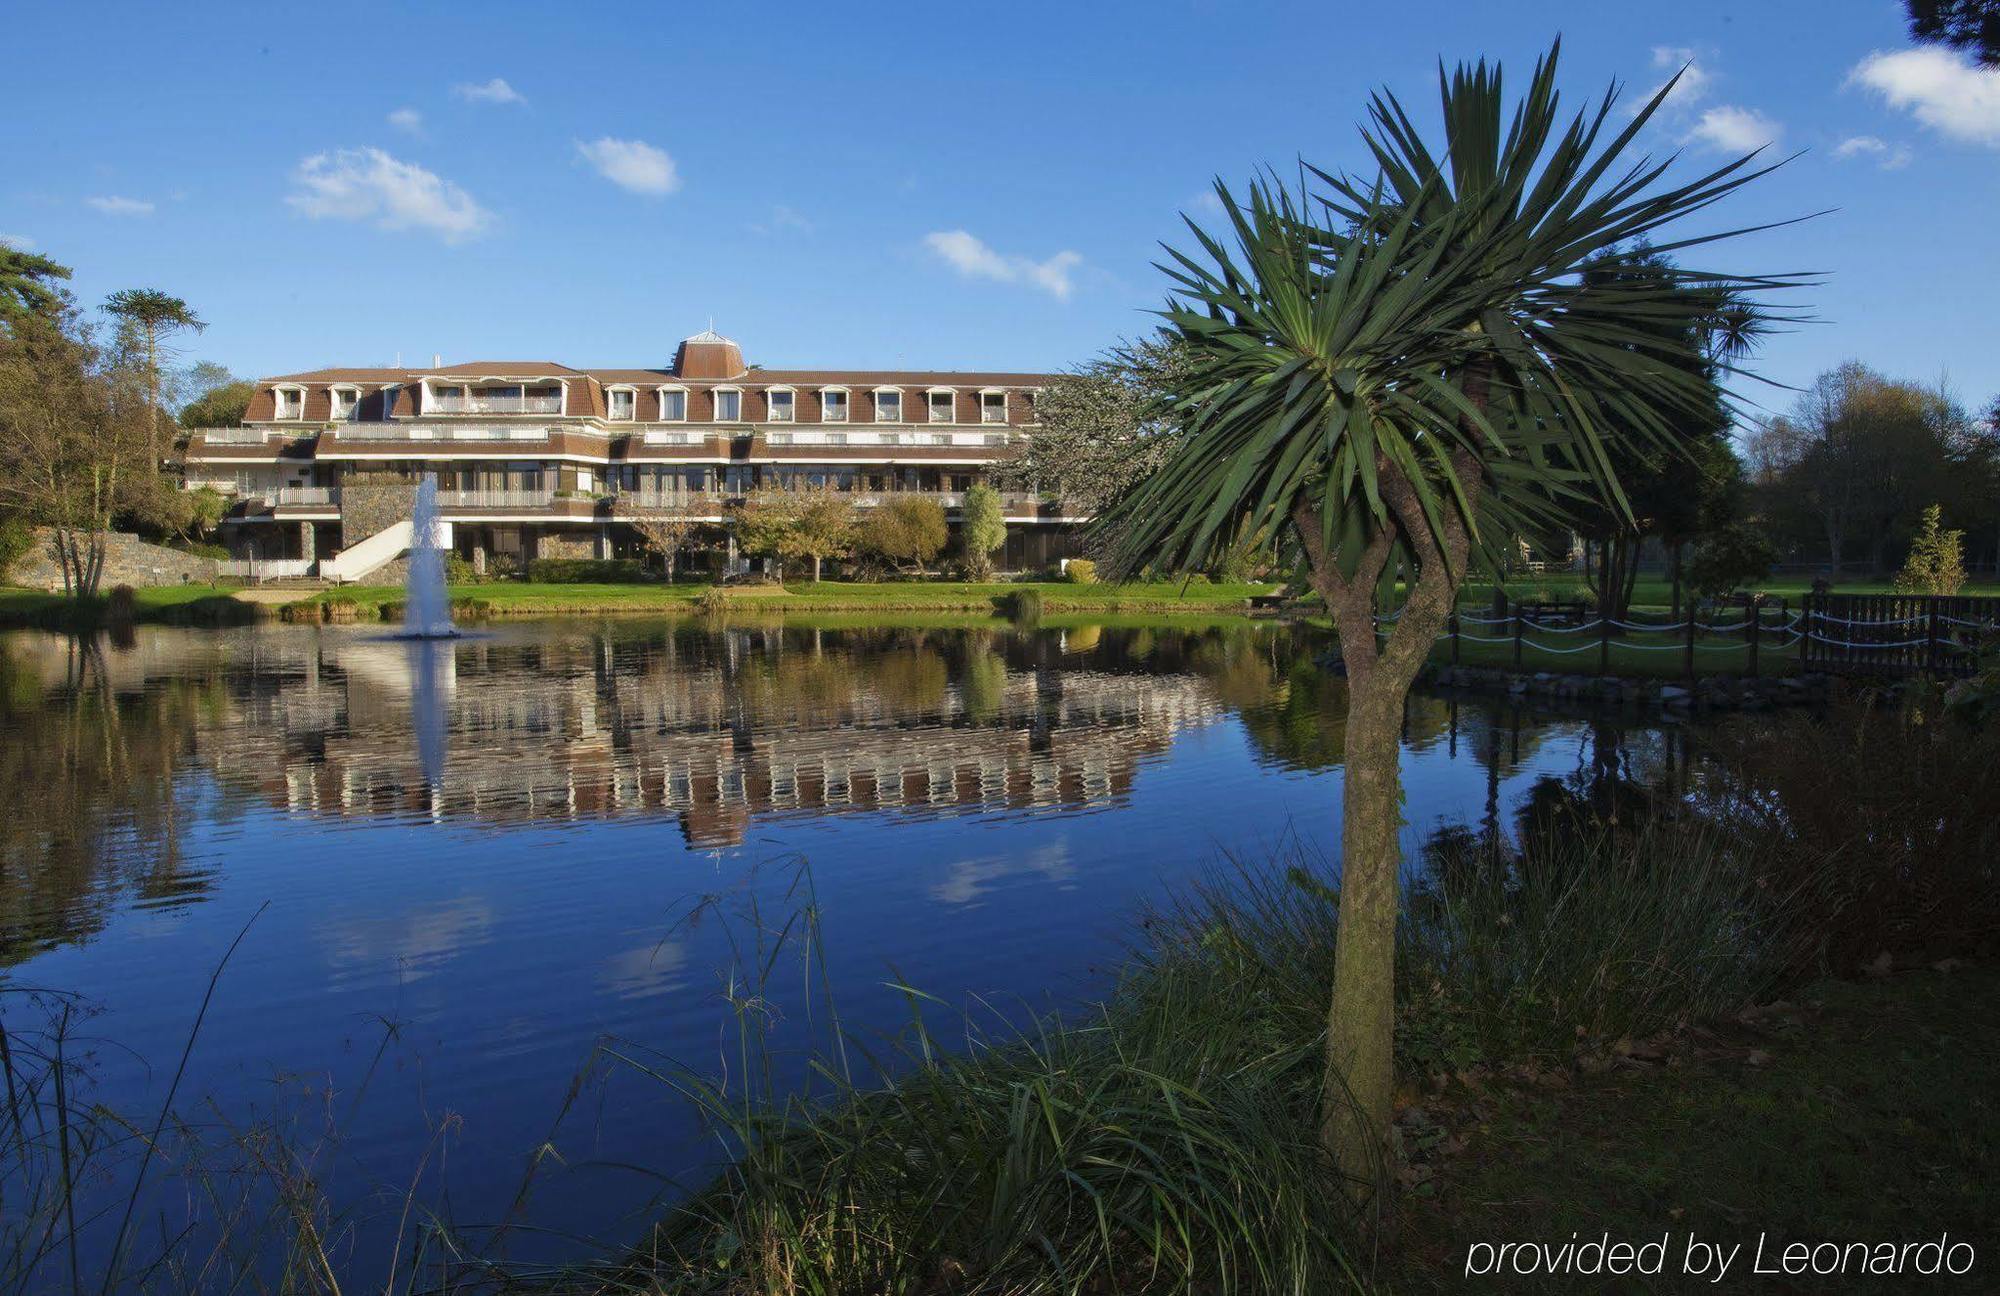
[
  {"x1": 932, "y1": 842, "x2": 1073, "y2": 906},
  {"x1": 598, "y1": 940, "x2": 689, "y2": 1001},
  {"x1": 323, "y1": 895, "x2": 494, "y2": 981}
]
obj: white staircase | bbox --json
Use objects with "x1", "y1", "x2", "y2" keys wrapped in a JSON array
[{"x1": 321, "y1": 520, "x2": 453, "y2": 583}]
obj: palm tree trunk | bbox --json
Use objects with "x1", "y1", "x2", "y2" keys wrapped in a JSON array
[{"x1": 1294, "y1": 441, "x2": 1480, "y2": 1206}]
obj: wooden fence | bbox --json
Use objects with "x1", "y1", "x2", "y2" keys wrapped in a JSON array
[{"x1": 1799, "y1": 592, "x2": 1999, "y2": 679}]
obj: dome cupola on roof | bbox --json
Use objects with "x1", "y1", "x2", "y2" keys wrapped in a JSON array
[{"x1": 673, "y1": 327, "x2": 745, "y2": 380}]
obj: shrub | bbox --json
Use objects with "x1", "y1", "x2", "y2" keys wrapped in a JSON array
[
  {"x1": 443, "y1": 554, "x2": 476, "y2": 585},
  {"x1": 104, "y1": 585, "x2": 137, "y2": 623},
  {"x1": 1001, "y1": 588, "x2": 1042, "y2": 624},
  {"x1": 1063, "y1": 558, "x2": 1097, "y2": 584},
  {"x1": 1895, "y1": 503, "x2": 1966, "y2": 596},
  {"x1": 1686, "y1": 523, "x2": 1774, "y2": 600},
  {"x1": 524, "y1": 557, "x2": 647, "y2": 584}
]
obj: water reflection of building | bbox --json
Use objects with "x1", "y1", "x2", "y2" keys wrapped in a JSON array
[{"x1": 156, "y1": 628, "x2": 1233, "y2": 847}]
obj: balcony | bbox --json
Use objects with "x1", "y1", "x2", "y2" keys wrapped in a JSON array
[
  {"x1": 429, "y1": 394, "x2": 563, "y2": 415},
  {"x1": 276, "y1": 486, "x2": 337, "y2": 506},
  {"x1": 330, "y1": 425, "x2": 552, "y2": 442},
  {"x1": 434, "y1": 488, "x2": 556, "y2": 509}
]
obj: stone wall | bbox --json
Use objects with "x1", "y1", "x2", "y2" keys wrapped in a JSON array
[
  {"x1": 7, "y1": 528, "x2": 223, "y2": 591},
  {"x1": 536, "y1": 530, "x2": 598, "y2": 560},
  {"x1": 341, "y1": 483, "x2": 418, "y2": 548}
]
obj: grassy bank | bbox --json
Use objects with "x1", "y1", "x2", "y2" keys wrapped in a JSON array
[
  {"x1": 279, "y1": 578, "x2": 1279, "y2": 621},
  {"x1": 0, "y1": 582, "x2": 256, "y2": 628}
]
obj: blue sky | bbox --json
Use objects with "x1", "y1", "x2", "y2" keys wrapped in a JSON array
[{"x1": 4, "y1": 0, "x2": 1996, "y2": 415}]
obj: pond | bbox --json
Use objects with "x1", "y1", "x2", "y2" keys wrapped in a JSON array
[{"x1": 0, "y1": 617, "x2": 1700, "y2": 1274}]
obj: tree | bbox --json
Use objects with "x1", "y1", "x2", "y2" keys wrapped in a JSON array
[
  {"x1": 177, "y1": 379, "x2": 254, "y2": 429},
  {"x1": 782, "y1": 484, "x2": 859, "y2": 581},
  {"x1": 864, "y1": 495, "x2": 948, "y2": 574},
  {"x1": 1566, "y1": 253, "x2": 1744, "y2": 620},
  {"x1": 1896, "y1": 504, "x2": 1967, "y2": 594},
  {"x1": 1099, "y1": 44, "x2": 1790, "y2": 1196},
  {"x1": 733, "y1": 491, "x2": 800, "y2": 580},
  {"x1": 960, "y1": 482, "x2": 1008, "y2": 578},
  {"x1": 993, "y1": 334, "x2": 1195, "y2": 518},
  {"x1": 0, "y1": 247, "x2": 72, "y2": 323},
  {"x1": 1744, "y1": 365, "x2": 1963, "y2": 575},
  {"x1": 103, "y1": 288, "x2": 205, "y2": 462},
  {"x1": 1908, "y1": 0, "x2": 2000, "y2": 64},
  {"x1": 1684, "y1": 522, "x2": 1775, "y2": 600},
  {"x1": 628, "y1": 507, "x2": 702, "y2": 582},
  {"x1": 0, "y1": 304, "x2": 154, "y2": 597}
]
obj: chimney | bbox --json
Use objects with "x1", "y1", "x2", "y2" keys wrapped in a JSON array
[{"x1": 431, "y1": 353, "x2": 443, "y2": 369}]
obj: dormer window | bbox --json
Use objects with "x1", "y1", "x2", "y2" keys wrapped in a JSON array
[
  {"x1": 659, "y1": 387, "x2": 687, "y2": 421},
  {"x1": 714, "y1": 388, "x2": 742, "y2": 422},
  {"x1": 608, "y1": 388, "x2": 636, "y2": 421},
  {"x1": 330, "y1": 386, "x2": 359, "y2": 420},
  {"x1": 275, "y1": 386, "x2": 305, "y2": 420},
  {"x1": 981, "y1": 391, "x2": 1008, "y2": 424},
  {"x1": 821, "y1": 389, "x2": 849, "y2": 423},
  {"x1": 768, "y1": 389, "x2": 795, "y2": 422},
  {"x1": 874, "y1": 390, "x2": 902, "y2": 423},
  {"x1": 928, "y1": 390, "x2": 955, "y2": 424}
]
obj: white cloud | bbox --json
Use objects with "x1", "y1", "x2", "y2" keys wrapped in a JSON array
[
  {"x1": 1641, "y1": 45, "x2": 1713, "y2": 113},
  {"x1": 453, "y1": 77, "x2": 524, "y2": 106},
  {"x1": 286, "y1": 147, "x2": 492, "y2": 243},
  {"x1": 1850, "y1": 47, "x2": 2000, "y2": 146},
  {"x1": 1834, "y1": 134, "x2": 1913, "y2": 169},
  {"x1": 85, "y1": 195, "x2": 155, "y2": 217},
  {"x1": 923, "y1": 230, "x2": 1083, "y2": 300},
  {"x1": 575, "y1": 137, "x2": 679, "y2": 195},
  {"x1": 751, "y1": 204, "x2": 813, "y2": 235},
  {"x1": 387, "y1": 107, "x2": 423, "y2": 135},
  {"x1": 1189, "y1": 190, "x2": 1227, "y2": 218},
  {"x1": 0, "y1": 233, "x2": 34, "y2": 250},
  {"x1": 1687, "y1": 105, "x2": 1783, "y2": 153}
]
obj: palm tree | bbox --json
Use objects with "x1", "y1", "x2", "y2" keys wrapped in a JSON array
[
  {"x1": 104, "y1": 288, "x2": 205, "y2": 462},
  {"x1": 1100, "y1": 43, "x2": 1803, "y2": 1199}
]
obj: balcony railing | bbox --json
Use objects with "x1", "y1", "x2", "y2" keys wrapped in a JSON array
[
  {"x1": 433, "y1": 488, "x2": 556, "y2": 509},
  {"x1": 429, "y1": 395, "x2": 563, "y2": 415},
  {"x1": 275, "y1": 486, "x2": 337, "y2": 506},
  {"x1": 193, "y1": 427, "x2": 276, "y2": 444},
  {"x1": 331, "y1": 425, "x2": 552, "y2": 442}
]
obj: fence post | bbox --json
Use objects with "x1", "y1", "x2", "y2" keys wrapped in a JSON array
[
  {"x1": 1598, "y1": 607, "x2": 1610, "y2": 675},
  {"x1": 1925, "y1": 598, "x2": 1940, "y2": 677},
  {"x1": 1513, "y1": 607, "x2": 1524, "y2": 669},
  {"x1": 1683, "y1": 606, "x2": 1696, "y2": 679},
  {"x1": 1747, "y1": 598, "x2": 1760, "y2": 677},
  {"x1": 1450, "y1": 610, "x2": 1460, "y2": 667}
]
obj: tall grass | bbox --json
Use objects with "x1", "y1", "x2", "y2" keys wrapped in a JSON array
[{"x1": 602, "y1": 821, "x2": 1820, "y2": 1293}]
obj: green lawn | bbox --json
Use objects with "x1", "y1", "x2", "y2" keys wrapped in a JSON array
[{"x1": 1388, "y1": 966, "x2": 1998, "y2": 1291}]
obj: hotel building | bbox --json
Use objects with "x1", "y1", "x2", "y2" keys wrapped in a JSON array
[{"x1": 182, "y1": 329, "x2": 1082, "y2": 578}]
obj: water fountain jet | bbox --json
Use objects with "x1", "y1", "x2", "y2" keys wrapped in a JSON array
[{"x1": 399, "y1": 473, "x2": 458, "y2": 639}]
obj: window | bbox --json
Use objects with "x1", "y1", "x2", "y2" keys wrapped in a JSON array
[
  {"x1": 821, "y1": 389, "x2": 849, "y2": 423},
  {"x1": 715, "y1": 389, "x2": 742, "y2": 421},
  {"x1": 330, "y1": 387, "x2": 359, "y2": 420},
  {"x1": 827, "y1": 432, "x2": 848, "y2": 446},
  {"x1": 981, "y1": 392, "x2": 1008, "y2": 424},
  {"x1": 768, "y1": 389, "x2": 795, "y2": 422},
  {"x1": 768, "y1": 431, "x2": 793, "y2": 446},
  {"x1": 928, "y1": 391, "x2": 955, "y2": 423},
  {"x1": 275, "y1": 387, "x2": 305, "y2": 419},
  {"x1": 985, "y1": 433, "x2": 1009, "y2": 447},
  {"x1": 925, "y1": 433, "x2": 949, "y2": 446},
  {"x1": 880, "y1": 431, "x2": 903, "y2": 446},
  {"x1": 874, "y1": 390, "x2": 902, "y2": 422},
  {"x1": 608, "y1": 388, "x2": 636, "y2": 420},
  {"x1": 659, "y1": 388, "x2": 687, "y2": 421}
]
